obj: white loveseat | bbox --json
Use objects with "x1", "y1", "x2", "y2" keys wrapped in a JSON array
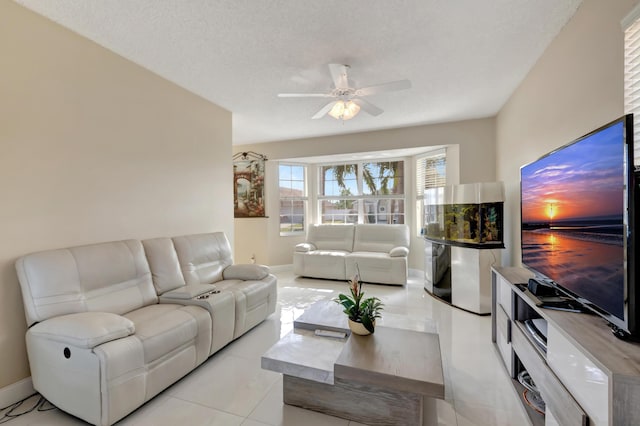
[
  {"x1": 293, "y1": 224, "x2": 410, "y2": 285},
  {"x1": 15, "y1": 232, "x2": 276, "y2": 426}
]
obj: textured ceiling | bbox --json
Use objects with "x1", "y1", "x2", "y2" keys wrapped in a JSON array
[{"x1": 14, "y1": 0, "x2": 582, "y2": 145}]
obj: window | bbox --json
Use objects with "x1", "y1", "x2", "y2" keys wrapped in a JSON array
[
  {"x1": 624, "y1": 6, "x2": 640, "y2": 165},
  {"x1": 318, "y1": 161, "x2": 405, "y2": 224},
  {"x1": 416, "y1": 151, "x2": 447, "y2": 234},
  {"x1": 279, "y1": 164, "x2": 306, "y2": 235},
  {"x1": 319, "y1": 163, "x2": 359, "y2": 224}
]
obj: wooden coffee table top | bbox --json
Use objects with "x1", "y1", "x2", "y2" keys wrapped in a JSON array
[
  {"x1": 263, "y1": 301, "x2": 445, "y2": 399},
  {"x1": 261, "y1": 328, "x2": 345, "y2": 385},
  {"x1": 293, "y1": 300, "x2": 349, "y2": 333},
  {"x1": 334, "y1": 326, "x2": 445, "y2": 398}
]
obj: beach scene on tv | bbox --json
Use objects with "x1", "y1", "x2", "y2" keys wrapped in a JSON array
[{"x1": 521, "y1": 122, "x2": 626, "y2": 320}]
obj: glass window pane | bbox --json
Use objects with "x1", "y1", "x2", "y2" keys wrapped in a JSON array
[
  {"x1": 290, "y1": 215, "x2": 305, "y2": 232},
  {"x1": 321, "y1": 164, "x2": 358, "y2": 196},
  {"x1": 320, "y1": 199, "x2": 358, "y2": 224},
  {"x1": 279, "y1": 163, "x2": 307, "y2": 235},
  {"x1": 279, "y1": 200, "x2": 292, "y2": 216},
  {"x1": 281, "y1": 199, "x2": 306, "y2": 230},
  {"x1": 279, "y1": 164, "x2": 292, "y2": 181},
  {"x1": 291, "y1": 166, "x2": 304, "y2": 180},
  {"x1": 362, "y1": 198, "x2": 405, "y2": 224},
  {"x1": 393, "y1": 199, "x2": 405, "y2": 224},
  {"x1": 280, "y1": 200, "x2": 291, "y2": 216},
  {"x1": 362, "y1": 161, "x2": 404, "y2": 195},
  {"x1": 290, "y1": 180, "x2": 304, "y2": 194},
  {"x1": 280, "y1": 223, "x2": 293, "y2": 233}
]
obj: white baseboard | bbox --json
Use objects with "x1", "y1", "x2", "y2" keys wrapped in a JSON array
[
  {"x1": 268, "y1": 264, "x2": 293, "y2": 273},
  {"x1": 0, "y1": 377, "x2": 34, "y2": 408}
]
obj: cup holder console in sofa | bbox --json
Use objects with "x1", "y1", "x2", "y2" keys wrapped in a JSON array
[{"x1": 15, "y1": 232, "x2": 276, "y2": 426}]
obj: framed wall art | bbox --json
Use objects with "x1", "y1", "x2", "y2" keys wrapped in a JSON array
[{"x1": 233, "y1": 151, "x2": 267, "y2": 217}]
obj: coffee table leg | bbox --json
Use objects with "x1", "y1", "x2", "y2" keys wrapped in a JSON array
[
  {"x1": 422, "y1": 397, "x2": 438, "y2": 426},
  {"x1": 283, "y1": 375, "x2": 428, "y2": 425}
]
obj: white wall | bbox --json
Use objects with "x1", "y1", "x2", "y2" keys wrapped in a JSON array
[
  {"x1": 496, "y1": 0, "x2": 638, "y2": 266},
  {"x1": 234, "y1": 117, "x2": 496, "y2": 269},
  {"x1": 0, "y1": 2, "x2": 232, "y2": 389}
]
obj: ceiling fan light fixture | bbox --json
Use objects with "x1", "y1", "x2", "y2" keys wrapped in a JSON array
[
  {"x1": 279, "y1": 64, "x2": 410, "y2": 120},
  {"x1": 328, "y1": 100, "x2": 360, "y2": 121}
]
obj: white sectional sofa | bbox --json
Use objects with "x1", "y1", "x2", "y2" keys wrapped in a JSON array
[
  {"x1": 293, "y1": 224, "x2": 410, "y2": 285},
  {"x1": 15, "y1": 232, "x2": 276, "y2": 426}
]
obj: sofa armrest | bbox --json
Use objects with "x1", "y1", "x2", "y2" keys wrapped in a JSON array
[
  {"x1": 223, "y1": 264, "x2": 270, "y2": 280},
  {"x1": 161, "y1": 284, "x2": 217, "y2": 299},
  {"x1": 29, "y1": 312, "x2": 135, "y2": 349},
  {"x1": 295, "y1": 243, "x2": 316, "y2": 253},
  {"x1": 389, "y1": 246, "x2": 409, "y2": 257}
]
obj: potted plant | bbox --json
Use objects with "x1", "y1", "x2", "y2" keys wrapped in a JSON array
[{"x1": 334, "y1": 272, "x2": 383, "y2": 335}]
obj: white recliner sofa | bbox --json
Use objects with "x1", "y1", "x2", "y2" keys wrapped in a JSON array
[
  {"x1": 293, "y1": 224, "x2": 410, "y2": 285},
  {"x1": 15, "y1": 232, "x2": 276, "y2": 426}
]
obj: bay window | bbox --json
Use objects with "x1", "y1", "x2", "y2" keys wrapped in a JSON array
[{"x1": 318, "y1": 160, "x2": 405, "y2": 224}]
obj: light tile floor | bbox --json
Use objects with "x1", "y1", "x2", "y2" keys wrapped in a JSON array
[{"x1": 6, "y1": 268, "x2": 531, "y2": 425}]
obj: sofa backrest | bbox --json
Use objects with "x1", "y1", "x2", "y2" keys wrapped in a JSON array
[
  {"x1": 172, "y1": 233, "x2": 233, "y2": 285},
  {"x1": 142, "y1": 237, "x2": 186, "y2": 295},
  {"x1": 307, "y1": 224, "x2": 355, "y2": 252},
  {"x1": 353, "y1": 224, "x2": 410, "y2": 253},
  {"x1": 15, "y1": 240, "x2": 157, "y2": 327}
]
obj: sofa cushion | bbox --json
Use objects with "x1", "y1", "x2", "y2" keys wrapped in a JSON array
[
  {"x1": 353, "y1": 224, "x2": 410, "y2": 253},
  {"x1": 29, "y1": 312, "x2": 135, "y2": 349},
  {"x1": 123, "y1": 304, "x2": 202, "y2": 364},
  {"x1": 295, "y1": 243, "x2": 316, "y2": 253},
  {"x1": 307, "y1": 224, "x2": 355, "y2": 252},
  {"x1": 215, "y1": 275, "x2": 277, "y2": 338},
  {"x1": 390, "y1": 246, "x2": 409, "y2": 257},
  {"x1": 172, "y1": 233, "x2": 234, "y2": 285},
  {"x1": 293, "y1": 250, "x2": 349, "y2": 281},
  {"x1": 142, "y1": 237, "x2": 186, "y2": 294},
  {"x1": 346, "y1": 252, "x2": 408, "y2": 285},
  {"x1": 215, "y1": 279, "x2": 271, "y2": 310},
  {"x1": 223, "y1": 264, "x2": 269, "y2": 281},
  {"x1": 16, "y1": 240, "x2": 157, "y2": 327}
]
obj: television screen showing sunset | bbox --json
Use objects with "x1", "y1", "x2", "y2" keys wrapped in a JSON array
[
  {"x1": 521, "y1": 123, "x2": 625, "y2": 225},
  {"x1": 521, "y1": 121, "x2": 626, "y2": 320}
]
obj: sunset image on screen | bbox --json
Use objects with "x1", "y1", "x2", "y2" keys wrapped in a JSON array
[
  {"x1": 521, "y1": 128, "x2": 624, "y2": 225},
  {"x1": 520, "y1": 121, "x2": 626, "y2": 319}
]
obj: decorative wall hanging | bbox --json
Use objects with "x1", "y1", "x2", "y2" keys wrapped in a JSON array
[{"x1": 233, "y1": 151, "x2": 267, "y2": 218}]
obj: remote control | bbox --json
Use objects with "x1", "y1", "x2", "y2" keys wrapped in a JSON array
[{"x1": 314, "y1": 329, "x2": 346, "y2": 339}]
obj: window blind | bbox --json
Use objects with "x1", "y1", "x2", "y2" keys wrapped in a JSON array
[
  {"x1": 416, "y1": 150, "x2": 446, "y2": 198},
  {"x1": 624, "y1": 13, "x2": 640, "y2": 166}
]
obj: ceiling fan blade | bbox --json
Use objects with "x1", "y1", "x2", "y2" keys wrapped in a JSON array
[
  {"x1": 355, "y1": 79, "x2": 412, "y2": 96},
  {"x1": 278, "y1": 93, "x2": 332, "y2": 98},
  {"x1": 328, "y1": 63, "x2": 349, "y2": 90},
  {"x1": 312, "y1": 101, "x2": 337, "y2": 119},
  {"x1": 353, "y1": 98, "x2": 383, "y2": 116}
]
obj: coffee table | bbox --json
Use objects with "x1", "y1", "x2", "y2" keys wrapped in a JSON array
[{"x1": 261, "y1": 301, "x2": 444, "y2": 426}]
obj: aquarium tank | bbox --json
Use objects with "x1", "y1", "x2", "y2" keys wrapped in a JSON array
[{"x1": 423, "y1": 182, "x2": 505, "y2": 249}]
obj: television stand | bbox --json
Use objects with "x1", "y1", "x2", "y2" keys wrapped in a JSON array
[{"x1": 492, "y1": 266, "x2": 640, "y2": 425}]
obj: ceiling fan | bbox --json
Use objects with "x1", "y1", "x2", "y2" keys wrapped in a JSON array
[{"x1": 278, "y1": 64, "x2": 411, "y2": 121}]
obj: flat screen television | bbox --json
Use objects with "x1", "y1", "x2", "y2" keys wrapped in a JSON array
[{"x1": 520, "y1": 114, "x2": 639, "y2": 338}]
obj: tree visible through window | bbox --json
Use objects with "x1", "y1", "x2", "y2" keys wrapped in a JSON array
[
  {"x1": 279, "y1": 164, "x2": 306, "y2": 234},
  {"x1": 319, "y1": 161, "x2": 405, "y2": 224}
]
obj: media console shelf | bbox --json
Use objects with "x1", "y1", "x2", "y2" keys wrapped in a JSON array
[{"x1": 491, "y1": 266, "x2": 640, "y2": 425}]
